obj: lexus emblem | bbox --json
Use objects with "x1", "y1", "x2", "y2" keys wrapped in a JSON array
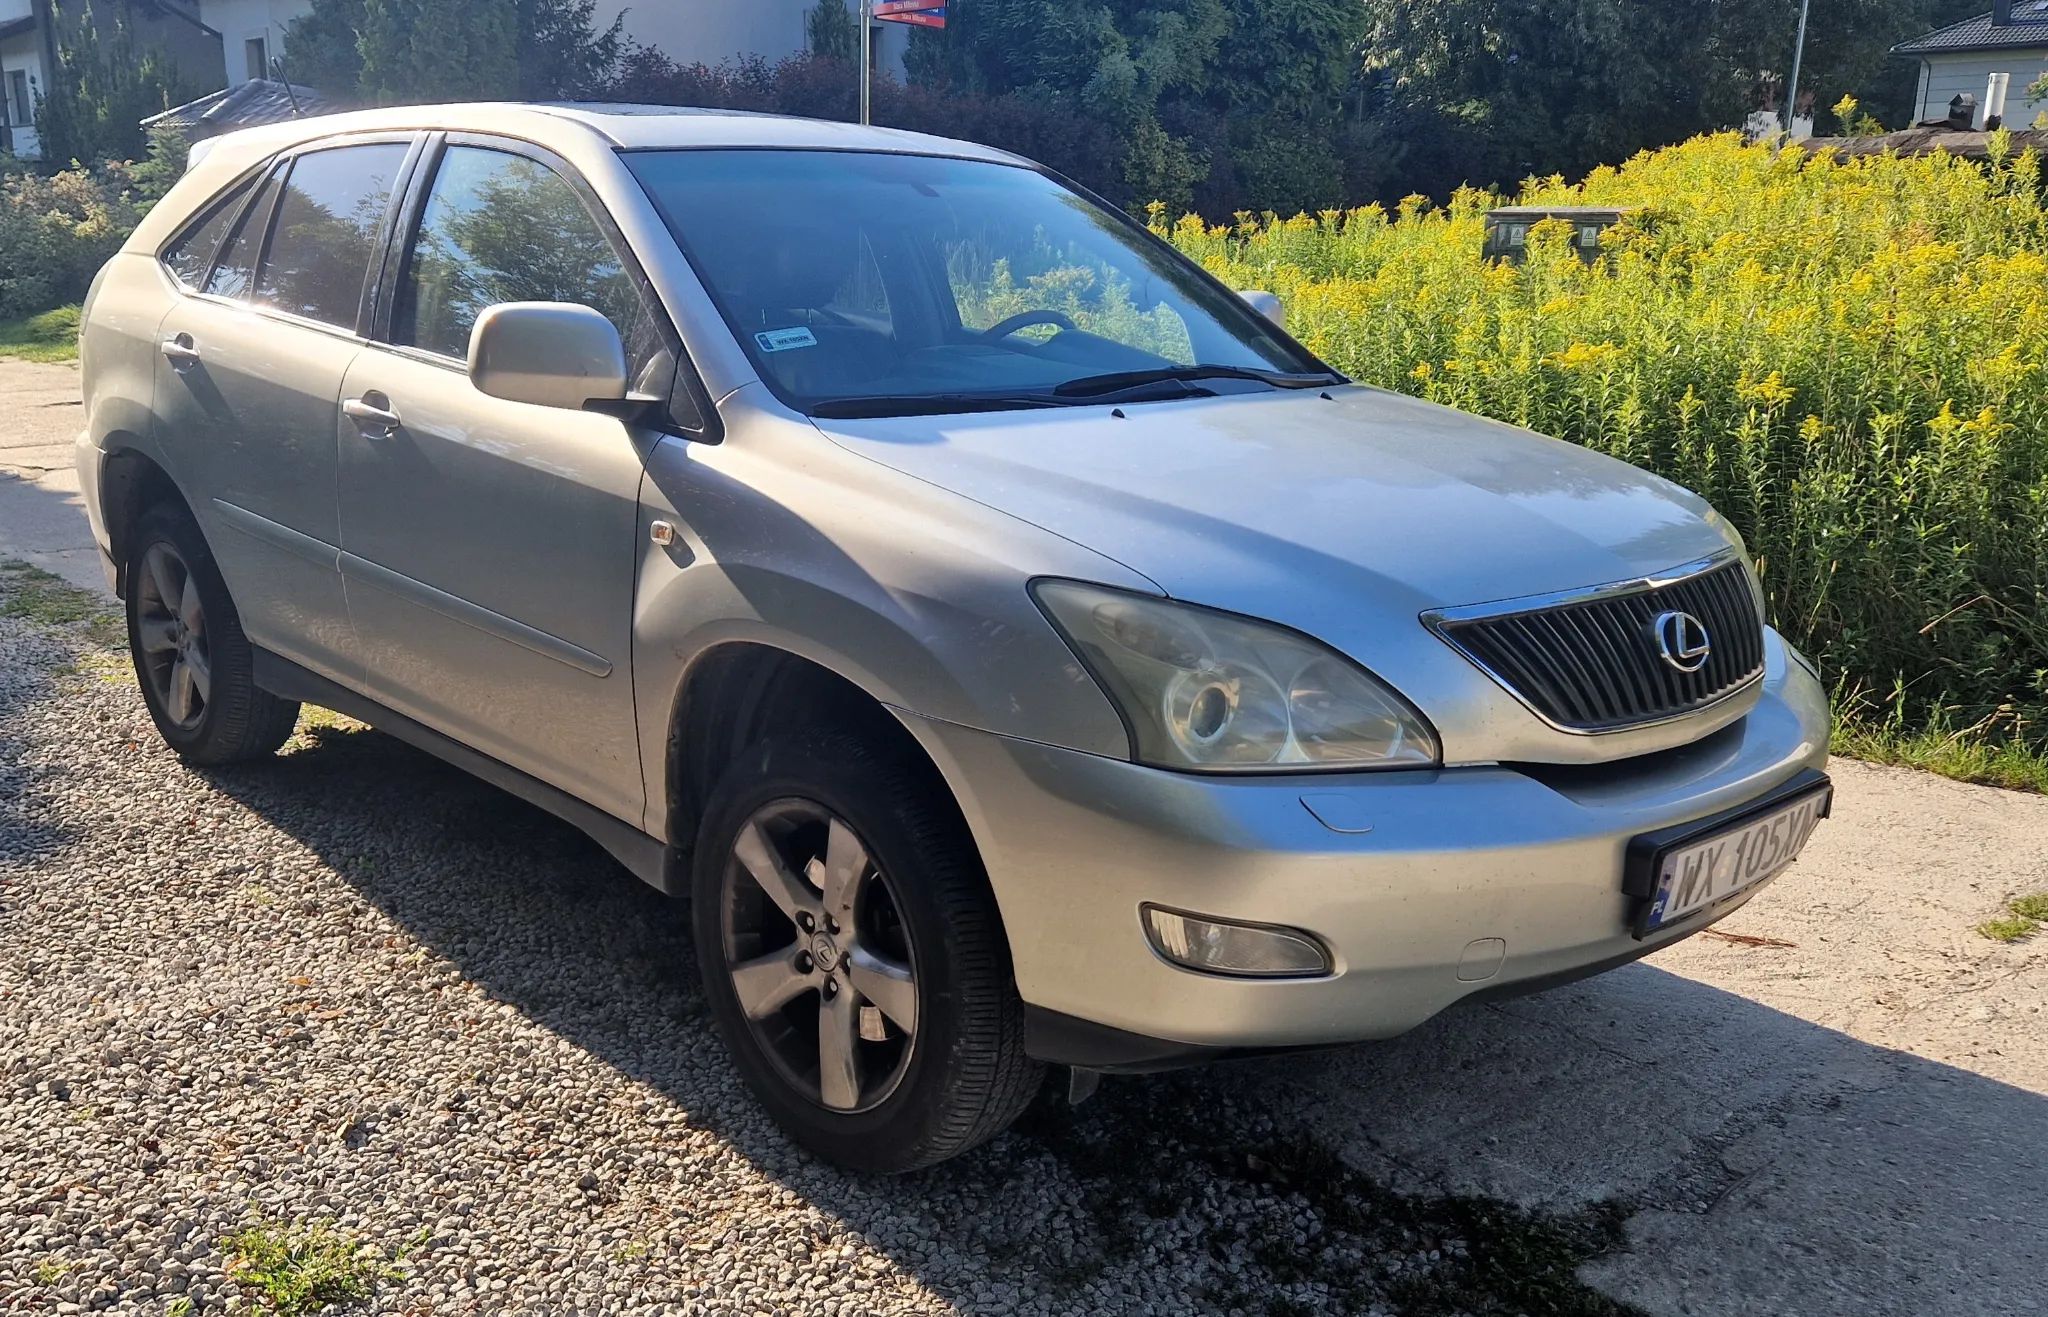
[{"x1": 1652, "y1": 610, "x2": 1712, "y2": 674}]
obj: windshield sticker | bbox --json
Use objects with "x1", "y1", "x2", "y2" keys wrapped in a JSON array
[{"x1": 755, "y1": 326, "x2": 819, "y2": 353}]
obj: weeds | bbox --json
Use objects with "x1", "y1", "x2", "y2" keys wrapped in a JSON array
[
  {"x1": 1831, "y1": 720, "x2": 2048, "y2": 794},
  {"x1": 0, "y1": 560, "x2": 116, "y2": 638},
  {"x1": 1168, "y1": 134, "x2": 2048, "y2": 771},
  {"x1": 1977, "y1": 893, "x2": 2048, "y2": 942},
  {"x1": 221, "y1": 1217, "x2": 414, "y2": 1316}
]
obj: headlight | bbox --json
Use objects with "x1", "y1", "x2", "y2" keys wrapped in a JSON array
[{"x1": 1033, "y1": 580, "x2": 1440, "y2": 772}]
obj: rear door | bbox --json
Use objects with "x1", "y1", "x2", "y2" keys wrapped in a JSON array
[
  {"x1": 151, "y1": 136, "x2": 418, "y2": 685},
  {"x1": 336, "y1": 136, "x2": 675, "y2": 823}
]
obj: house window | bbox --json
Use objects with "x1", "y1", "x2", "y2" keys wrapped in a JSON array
[
  {"x1": 245, "y1": 36, "x2": 268, "y2": 82},
  {"x1": 5, "y1": 70, "x2": 31, "y2": 128}
]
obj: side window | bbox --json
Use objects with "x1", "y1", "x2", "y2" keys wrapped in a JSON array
[
  {"x1": 204, "y1": 164, "x2": 286, "y2": 300},
  {"x1": 392, "y1": 145, "x2": 665, "y2": 382},
  {"x1": 162, "y1": 177, "x2": 256, "y2": 290},
  {"x1": 254, "y1": 142, "x2": 410, "y2": 329}
]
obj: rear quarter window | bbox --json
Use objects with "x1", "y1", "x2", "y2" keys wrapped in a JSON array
[
  {"x1": 206, "y1": 165, "x2": 288, "y2": 300},
  {"x1": 160, "y1": 176, "x2": 258, "y2": 291}
]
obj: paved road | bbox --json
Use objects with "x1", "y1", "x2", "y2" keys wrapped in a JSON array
[
  {"x1": 0, "y1": 361, "x2": 103, "y2": 592},
  {"x1": 4, "y1": 357, "x2": 2044, "y2": 1313}
]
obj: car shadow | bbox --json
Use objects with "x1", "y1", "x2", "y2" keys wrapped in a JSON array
[{"x1": 190, "y1": 722, "x2": 2046, "y2": 1316}]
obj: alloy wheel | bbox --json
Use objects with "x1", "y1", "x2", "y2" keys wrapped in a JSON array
[
  {"x1": 135, "y1": 542, "x2": 211, "y2": 730},
  {"x1": 720, "y1": 799, "x2": 920, "y2": 1113}
]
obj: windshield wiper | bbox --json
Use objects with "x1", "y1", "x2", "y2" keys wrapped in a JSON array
[
  {"x1": 1051, "y1": 365, "x2": 1341, "y2": 399},
  {"x1": 808, "y1": 393, "x2": 1070, "y2": 419}
]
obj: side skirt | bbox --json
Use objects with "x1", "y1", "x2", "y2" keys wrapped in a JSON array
[{"x1": 252, "y1": 648, "x2": 677, "y2": 895}]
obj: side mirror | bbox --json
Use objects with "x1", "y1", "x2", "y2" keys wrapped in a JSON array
[
  {"x1": 468, "y1": 302, "x2": 628, "y2": 412},
  {"x1": 1238, "y1": 289, "x2": 1285, "y2": 329}
]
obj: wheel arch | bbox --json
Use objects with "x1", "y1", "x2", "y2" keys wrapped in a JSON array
[
  {"x1": 661, "y1": 641, "x2": 976, "y2": 877},
  {"x1": 99, "y1": 440, "x2": 196, "y2": 596}
]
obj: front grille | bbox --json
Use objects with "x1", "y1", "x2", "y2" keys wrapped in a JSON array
[{"x1": 1429, "y1": 558, "x2": 1766, "y2": 732}]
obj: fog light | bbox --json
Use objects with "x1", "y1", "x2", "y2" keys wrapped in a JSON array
[{"x1": 1142, "y1": 906, "x2": 1331, "y2": 978}]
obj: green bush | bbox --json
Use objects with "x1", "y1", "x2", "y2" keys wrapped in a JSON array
[{"x1": 0, "y1": 160, "x2": 145, "y2": 321}]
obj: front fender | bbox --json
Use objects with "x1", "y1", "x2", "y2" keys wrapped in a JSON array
[{"x1": 629, "y1": 407, "x2": 1149, "y2": 837}]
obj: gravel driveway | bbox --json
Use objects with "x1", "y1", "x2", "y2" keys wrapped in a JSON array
[{"x1": 3, "y1": 552, "x2": 2044, "y2": 1313}]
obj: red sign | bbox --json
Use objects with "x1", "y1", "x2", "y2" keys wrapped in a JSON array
[{"x1": 874, "y1": 0, "x2": 945, "y2": 24}]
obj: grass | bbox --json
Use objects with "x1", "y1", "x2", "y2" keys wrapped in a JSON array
[
  {"x1": 1833, "y1": 719, "x2": 2048, "y2": 795},
  {"x1": 32, "y1": 1258, "x2": 70, "y2": 1286},
  {"x1": 2010, "y1": 893, "x2": 2048, "y2": 921},
  {"x1": 0, "y1": 560, "x2": 122, "y2": 646},
  {"x1": 1977, "y1": 892, "x2": 2048, "y2": 943},
  {"x1": 221, "y1": 1218, "x2": 414, "y2": 1316},
  {"x1": 0, "y1": 304, "x2": 81, "y2": 363},
  {"x1": 286, "y1": 703, "x2": 372, "y2": 753},
  {"x1": 0, "y1": 560, "x2": 109, "y2": 627}
]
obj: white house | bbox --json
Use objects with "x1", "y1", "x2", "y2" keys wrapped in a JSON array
[
  {"x1": 199, "y1": 0, "x2": 910, "y2": 89},
  {"x1": 0, "y1": 0, "x2": 46, "y2": 159},
  {"x1": 1896, "y1": 1, "x2": 2048, "y2": 127},
  {"x1": 203, "y1": 0, "x2": 300, "y2": 85},
  {"x1": 3, "y1": 0, "x2": 224, "y2": 160}
]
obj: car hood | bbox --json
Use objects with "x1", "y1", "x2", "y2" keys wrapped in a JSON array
[{"x1": 815, "y1": 384, "x2": 1735, "y2": 632}]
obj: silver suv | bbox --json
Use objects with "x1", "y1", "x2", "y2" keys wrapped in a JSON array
[{"x1": 76, "y1": 104, "x2": 1832, "y2": 1172}]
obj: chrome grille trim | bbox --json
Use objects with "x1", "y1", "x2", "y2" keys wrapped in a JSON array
[{"x1": 1423, "y1": 550, "x2": 1767, "y2": 735}]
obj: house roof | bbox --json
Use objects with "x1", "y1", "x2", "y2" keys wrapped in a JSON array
[
  {"x1": 0, "y1": 15, "x2": 37, "y2": 42},
  {"x1": 1895, "y1": 4, "x2": 2048, "y2": 55},
  {"x1": 142, "y1": 79, "x2": 339, "y2": 138}
]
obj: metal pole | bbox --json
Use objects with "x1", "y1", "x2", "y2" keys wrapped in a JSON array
[
  {"x1": 860, "y1": 0, "x2": 872, "y2": 126},
  {"x1": 1784, "y1": 0, "x2": 1811, "y2": 137}
]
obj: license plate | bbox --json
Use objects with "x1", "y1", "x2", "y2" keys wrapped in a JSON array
[{"x1": 1632, "y1": 777, "x2": 1831, "y2": 936}]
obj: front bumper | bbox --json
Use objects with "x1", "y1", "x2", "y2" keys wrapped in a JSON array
[{"x1": 904, "y1": 630, "x2": 1831, "y2": 1067}]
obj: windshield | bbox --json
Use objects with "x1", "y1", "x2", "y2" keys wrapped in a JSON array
[{"x1": 624, "y1": 149, "x2": 1332, "y2": 417}]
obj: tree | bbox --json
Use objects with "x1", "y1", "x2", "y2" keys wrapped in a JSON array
[
  {"x1": 897, "y1": 0, "x2": 1363, "y2": 213},
  {"x1": 1359, "y1": 0, "x2": 1984, "y2": 198},
  {"x1": 805, "y1": 1, "x2": 858, "y2": 63},
  {"x1": 30, "y1": 1, "x2": 203, "y2": 166},
  {"x1": 283, "y1": 0, "x2": 622, "y2": 103}
]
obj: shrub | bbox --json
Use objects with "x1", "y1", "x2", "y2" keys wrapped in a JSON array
[
  {"x1": 0, "y1": 160, "x2": 145, "y2": 321},
  {"x1": 1171, "y1": 134, "x2": 2048, "y2": 758}
]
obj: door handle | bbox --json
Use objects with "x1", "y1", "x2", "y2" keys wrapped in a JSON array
[
  {"x1": 160, "y1": 334, "x2": 201, "y2": 369},
  {"x1": 343, "y1": 393, "x2": 402, "y2": 438}
]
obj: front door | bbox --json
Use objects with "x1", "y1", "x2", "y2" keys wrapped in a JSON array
[
  {"x1": 337, "y1": 141, "x2": 668, "y2": 823},
  {"x1": 152, "y1": 140, "x2": 414, "y2": 685}
]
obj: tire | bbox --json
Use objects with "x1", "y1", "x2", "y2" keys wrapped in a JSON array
[
  {"x1": 692, "y1": 731, "x2": 1042, "y2": 1172},
  {"x1": 124, "y1": 503, "x2": 300, "y2": 765}
]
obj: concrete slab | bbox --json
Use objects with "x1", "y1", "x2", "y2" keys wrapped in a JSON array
[
  {"x1": 0, "y1": 360, "x2": 107, "y2": 592},
  {"x1": 1246, "y1": 755, "x2": 2048, "y2": 1315}
]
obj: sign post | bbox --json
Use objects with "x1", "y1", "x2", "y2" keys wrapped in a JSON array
[
  {"x1": 865, "y1": 0, "x2": 948, "y2": 125},
  {"x1": 1783, "y1": 0, "x2": 1811, "y2": 137}
]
